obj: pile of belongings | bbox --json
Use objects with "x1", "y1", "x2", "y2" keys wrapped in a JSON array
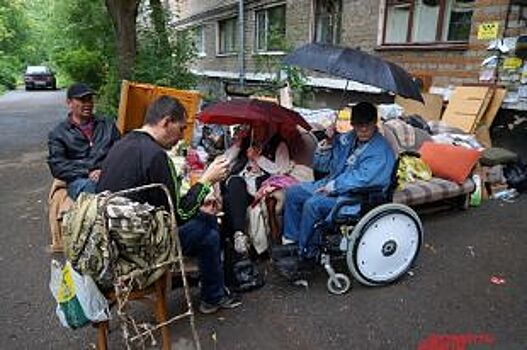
[{"x1": 61, "y1": 192, "x2": 175, "y2": 291}]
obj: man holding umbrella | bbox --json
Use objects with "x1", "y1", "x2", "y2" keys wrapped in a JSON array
[{"x1": 277, "y1": 102, "x2": 396, "y2": 275}]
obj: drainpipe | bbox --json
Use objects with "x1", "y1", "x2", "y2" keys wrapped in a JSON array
[{"x1": 238, "y1": 0, "x2": 245, "y2": 88}]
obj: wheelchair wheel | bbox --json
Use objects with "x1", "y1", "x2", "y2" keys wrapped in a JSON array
[
  {"x1": 327, "y1": 273, "x2": 351, "y2": 295},
  {"x1": 346, "y1": 203, "x2": 423, "y2": 287}
]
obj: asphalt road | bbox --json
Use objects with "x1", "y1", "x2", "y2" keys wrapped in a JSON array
[{"x1": 0, "y1": 90, "x2": 525, "y2": 349}]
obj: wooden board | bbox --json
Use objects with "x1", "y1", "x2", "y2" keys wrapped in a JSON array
[
  {"x1": 474, "y1": 124, "x2": 492, "y2": 148},
  {"x1": 395, "y1": 93, "x2": 444, "y2": 121},
  {"x1": 117, "y1": 80, "x2": 201, "y2": 143},
  {"x1": 479, "y1": 88, "x2": 506, "y2": 128},
  {"x1": 441, "y1": 87, "x2": 493, "y2": 133}
]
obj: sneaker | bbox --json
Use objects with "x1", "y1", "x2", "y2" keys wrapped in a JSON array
[
  {"x1": 281, "y1": 236, "x2": 295, "y2": 245},
  {"x1": 199, "y1": 293, "x2": 242, "y2": 314}
]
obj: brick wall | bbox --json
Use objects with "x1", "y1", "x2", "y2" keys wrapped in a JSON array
[
  {"x1": 371, "y1": 0, "x2": 524, "y2": 89},
  {"x1": 175, "y1": 0, "x2": 524, "y2": 96}
]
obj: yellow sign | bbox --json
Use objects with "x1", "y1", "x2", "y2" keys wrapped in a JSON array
[
  {"x1": 503, "y1": 57, "x2": 523, "y2": 70},
  {"x1": 477, "y1": 22, "x2": 499, "y2": 40}
]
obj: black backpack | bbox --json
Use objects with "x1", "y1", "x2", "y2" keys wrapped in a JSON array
[{"x1": 231, "y1": 258, "x2": 265, "y2": 293}]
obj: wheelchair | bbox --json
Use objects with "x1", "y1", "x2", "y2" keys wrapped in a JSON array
[{"x1": 294, "y1": 159, "x2": 423, "y2": 295}]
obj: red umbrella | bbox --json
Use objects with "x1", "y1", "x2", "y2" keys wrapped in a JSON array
[{"x1": 197, "y1": 98, "x2": 312, "y2": 131}]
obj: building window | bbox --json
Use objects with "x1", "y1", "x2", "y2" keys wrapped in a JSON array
[
  {"x1": 194, "y1": 25, "x2": 205, "y2": 55},
  {"x1": 314, "y1": 0, "x2": 342, "y2": 45},
  {"x1": 255, "y1": 5, "x2": 286, "y2": 52},
  {"x1": 218, "y1": 17, "x2": 238, "y2": 54},
  {"x1": 383, "y1": 0, "x2": 474, "y2": 45}
]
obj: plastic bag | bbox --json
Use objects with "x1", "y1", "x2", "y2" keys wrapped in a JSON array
[
  {"x1": 397, "y1": 155, "x2": 432, "y2": 188},
  {"x1": 50, "y1": 260, "x2": 110, "y2": 329}
]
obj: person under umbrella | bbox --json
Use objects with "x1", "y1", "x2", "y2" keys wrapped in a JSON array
[{"x1": 222, "y1": 124, "x2": 293, "y2": 254}]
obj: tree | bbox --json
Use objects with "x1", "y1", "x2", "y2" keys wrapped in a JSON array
[
  {"x1": 0, "y1": 0, "x2": 30, "y2": 90},
  {"x1": 254, "y1": 27, "x2": 312, "y2": 107},
  {"x1": 133, "y1": 1, "x2": 197, "y2": 89},
  {"x1": 104, "y1": 0, "x2": 141, "y2": 81},
  {"x1": 149, "y1": 0, "x2": 170, "y2": 55}
]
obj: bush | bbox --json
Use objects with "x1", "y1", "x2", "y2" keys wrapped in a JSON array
[
  {"x1": 0, "y1": 58, "x2": 18, "y2": 90},
  {"x1": 54, "y1": 47, "x2": 105, "y2": 90},
  {"x1": 96, "y1": 67, "x2": 120, "y2": 118}
]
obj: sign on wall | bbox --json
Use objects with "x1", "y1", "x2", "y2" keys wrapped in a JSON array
[{"x1": 477, "y1": 22, "x2": 500, "y2": 40}]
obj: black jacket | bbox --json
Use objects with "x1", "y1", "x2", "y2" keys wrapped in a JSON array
[
  {"x1": 47, "y1": 116, "x2": 120, "y2": 182},
  {"x1": 97, "y1": 131, "x2": 210, "y2": 224}
]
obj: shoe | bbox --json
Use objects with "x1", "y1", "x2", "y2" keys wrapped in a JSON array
[
  {"x1": 199, "y1": 292, "x2": 242, "y2": 314},
  {"x1": 281, "y1": 236, "x2": 295, "y2": 245}
]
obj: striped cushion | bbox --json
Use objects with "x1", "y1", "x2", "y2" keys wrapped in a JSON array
[{"x1": 393, "y1": 177, "x2": 475, "y2": 206}]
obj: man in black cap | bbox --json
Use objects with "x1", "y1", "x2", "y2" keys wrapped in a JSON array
[
  {"x1": 47, "y1": 83, "x2": 120, "y2": 199},
  {"x1": 277, "y1": 102, "x2": 396, "y2": 274}
]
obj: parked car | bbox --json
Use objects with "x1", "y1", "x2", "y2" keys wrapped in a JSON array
[{"x1": 24, "y1": 66, "x2": 56, "y2": 90}]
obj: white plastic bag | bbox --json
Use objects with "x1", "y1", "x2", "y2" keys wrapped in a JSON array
[{"x1": 50, "y1": 260, "x2": 110, "y2": 329}]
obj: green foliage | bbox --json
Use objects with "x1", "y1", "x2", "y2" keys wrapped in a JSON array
[
  {"x1": 133, "y1": 3, "x2": 197, "y2": 90},
  {"x1": 0, "y1": 0, "x2": 30, "y2": 90},
  {"x1": 0, "y1": 57, "x2": 18, "y2": 90},
  {"x1": 96, "y1": 69, "x2": 121, "y2": 118},
  {"x1": 2, "y1": 0, "x2": 197, "y2": 113},
  {"x1": 54, "y1": 48, "x2": 106, "y2": 90},
  {"x1": 0, "y1": 0, "x2": 28, "y2": 54},
  {"x1": 253, "y1": 28, "x2": 313, "y2": 107}
]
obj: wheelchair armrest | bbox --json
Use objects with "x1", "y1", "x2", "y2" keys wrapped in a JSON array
[
  {"x1": 332, "y1": 196, "x2": 363, "y2": 225},
  {"x1": 345, "y1": 185, "x2": 385, "y2": 196},
  {"x1": 331, "y1": 186, "x2": 388, "y2": 225}
]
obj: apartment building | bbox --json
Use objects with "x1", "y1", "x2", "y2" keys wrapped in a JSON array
[{"x1": 172, "y1": 0, "x2": 526, "y2": 107}]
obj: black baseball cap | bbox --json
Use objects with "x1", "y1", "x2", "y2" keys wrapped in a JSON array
[
  {"x1": 67, "y1": 83, "x2": 96, "y2": 99},
  {"x1": 351, "y1": 102, "x2": 378, "y2": 124}
]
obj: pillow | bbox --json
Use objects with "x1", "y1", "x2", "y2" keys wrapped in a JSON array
[{"x1": 419, "y1": 141, "x2": 481, "y2": 184}]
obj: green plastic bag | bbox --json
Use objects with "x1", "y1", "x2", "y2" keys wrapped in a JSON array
[
  {"x1": 50, "y1": 260, "x2": 109, "y2": 329},
  {"x1": 470, "y1": 174, "x2": 482, "y2": 207}
]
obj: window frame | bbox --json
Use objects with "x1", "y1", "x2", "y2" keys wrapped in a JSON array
[
  {"x1": 254, "y1": 4, "x2": 287, "y2": 54},
  {"x1": 216, "y1": 16, "x2": 238, "y2": 56},
  {"x1": 194, "y1": 25, "x2": 206, "y2": 57},
  {"x1": 379, "y1": 0, "x2": 474, "y2": 49},
  {"x1": 312, "y1": 0, "x2": 342, "y2": 45}
]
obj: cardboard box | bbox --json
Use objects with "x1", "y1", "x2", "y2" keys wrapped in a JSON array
[
  {"x1": 395, "y1": 93, "x2": 444, "y2": 122},
  {"x1": 441, "y1": 87, "x2": 493, "y2": 133}
]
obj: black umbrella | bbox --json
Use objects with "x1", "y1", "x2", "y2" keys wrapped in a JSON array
[{"x1": 283, "y1": 43, "x2": 423, "y2": 102}]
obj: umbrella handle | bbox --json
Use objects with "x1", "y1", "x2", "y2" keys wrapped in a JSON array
[{"x1": 334, "y1": 79, "x2": 350, "y2": 127}]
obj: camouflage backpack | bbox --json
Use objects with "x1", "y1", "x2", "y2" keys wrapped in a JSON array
[{"x1": 62, "y1": 192, "x2": 175, "y2": 291}]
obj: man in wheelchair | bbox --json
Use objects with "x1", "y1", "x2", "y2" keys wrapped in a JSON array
[{"x1": 274, "y1": 102, "x2": 397, "y2": 282}]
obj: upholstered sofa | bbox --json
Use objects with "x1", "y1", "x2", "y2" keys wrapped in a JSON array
[{"x1": 381, "y1": 121, "x2": 476, "y2": 208}]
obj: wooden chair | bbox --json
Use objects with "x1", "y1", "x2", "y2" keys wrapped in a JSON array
[
  {"x1": 93, "y1": 184, "x2": 200, "y2": 350},
  {"x1": 47, "y1": 179, "x2": 73, "y2": 253},
  {"x1": 95, "y1": 272, "x2": 171, "y2": 350}
]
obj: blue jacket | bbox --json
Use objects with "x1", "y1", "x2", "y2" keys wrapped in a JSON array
[{"x1": 313, "y1": 130, "x2": 396, "y2": 217}]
